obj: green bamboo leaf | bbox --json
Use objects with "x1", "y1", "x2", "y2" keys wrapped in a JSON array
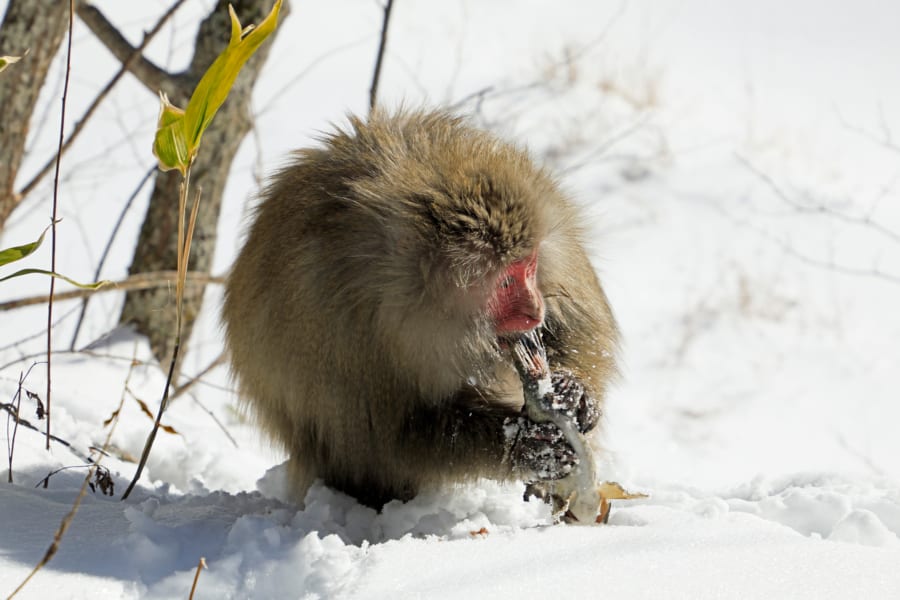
[
  {"x1": 151, "y1": 0, "x2": 283, "y2": 173},
  {"x1": 0, "y1": 226, "x2": 49, "y2": 268},
  {"x1": 0, "y1": 52, "x2": 25, "y2": 74},
  {"x1": 184, "y1": 0, "x2": 282, "y2": 148},
  {"x1": 152, "y1": 93, "x2": 191, "y2": 174},
  {"x1": 0, "y1": 268, "x2": 109, "y2": 289}
]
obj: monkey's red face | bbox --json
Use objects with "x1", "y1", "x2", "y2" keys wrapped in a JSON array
[{"x1": 488, "y1": 250, "x2": 545, "y2": 335}]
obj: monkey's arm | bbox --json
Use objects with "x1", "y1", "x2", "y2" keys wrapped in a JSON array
[
  {"x1": 399, "y1": 392, "x2": 514, "y2": 480},
  {"x1": 398, "y1": 387, "x2": 580, "y2": 484}
]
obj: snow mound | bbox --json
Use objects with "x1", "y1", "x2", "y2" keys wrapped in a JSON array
[
  {"x1": 3, "y1": 474, "x2": 899, "y2": 599},
  {"x1": 724, "y1": 477, "x2": 900, "y2": 546}
]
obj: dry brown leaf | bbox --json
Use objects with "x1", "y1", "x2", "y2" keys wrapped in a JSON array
[
  {"x1": 102, "y1": 409, "x2": 121, "y2": 427},
  {"x1": 132, "y1": 396, "x2": 154, "y2": 419},
  {"x1": 595, "y1": 481, "x2": 648, "y2": 524},
  {"x1": 159, "y1": 423, "x2": 180, "y2": 435},
  {"x1": 131, "y1": 396, "x2": 180, "y2": 435},
  {"x1": 598, "y1": 481, "x2": 648, "y2": 501}
]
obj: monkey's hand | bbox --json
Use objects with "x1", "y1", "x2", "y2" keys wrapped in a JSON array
[
  {"x1": 505, "y1": 416, "x2": 579, "y2": 481},
  {"x1": 543, "y1": 370, "x2": 600, "y2": 434},
  {"x1": 505, "y1": 371, "x2": 599, "y2": 480}
]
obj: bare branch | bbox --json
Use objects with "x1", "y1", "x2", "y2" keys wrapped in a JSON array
[
  {"x1": 43, "y1": 0, "x2": 78, "y2": 454},
  {"x1": 69, "y1": 166, "x2": 156, "y2": 349},
  {"x1": 0, "y1": 350, "x2": 145, "y2": 375},
  {"x1": 754, "y1": 225, "x2": 900, "y2": 285},
  {"x1": 450, "y1": 0, "x2": 627, "y2": 114},
  {"x1": 738, "y1": 154, "x2": 900, "y2": 246},
  {"x1": 6, "y1": 365, "x2": 40, "y2": 483},
  {"x1": 835, "y1": 104, "x2": 900, "y2": 156},
  {"x1": 165, "y1": 352, "x2": 239, "y2": 448},
  {"x1": 559, "y1": 112, "x2": 654, "y2": 176},
  {"x1": 0, "y1": 305, "x2": 82, "y2": 353},
  {"x1": 171, "y1": 353, "x2": 226, "y2": 403},
  {"x1": 706, "y1": 178, "x2": 900, "y2": 286},
  {"x1": 76, "y1": 3, "x2": 178, "y2": 96},
  {"x1": 0, "y1": 271, "x2": 226, "y2": 312},
  {"x1": 2, "y1": 399, "x2": 80, "y2": 456}
]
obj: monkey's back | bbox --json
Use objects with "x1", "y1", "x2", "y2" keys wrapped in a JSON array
[{"x1": 222, "y1": 111, "x2": 498, "y2": 498}]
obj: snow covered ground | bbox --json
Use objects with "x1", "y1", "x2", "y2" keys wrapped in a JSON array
[{"x1": 2, "y1": 0, "x2": 899, "y2": 598}]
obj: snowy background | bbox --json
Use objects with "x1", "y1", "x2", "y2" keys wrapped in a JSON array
[{"x1": 2, "y1": 0, "x2": 900, "y2": 597}]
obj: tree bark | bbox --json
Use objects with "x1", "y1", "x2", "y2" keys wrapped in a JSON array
[
  {"x1": 0, "y1": 0, "x2": 71, "y2": 230},
  {"x1": 113, "y1": 0, "x2": 285, "y2": 374}
]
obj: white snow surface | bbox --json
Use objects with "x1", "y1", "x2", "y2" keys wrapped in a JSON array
[{"x1": 2, "y1": 0, "x2": 900, "y2": 598}]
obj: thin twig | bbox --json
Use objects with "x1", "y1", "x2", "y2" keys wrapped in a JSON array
[
  {"x1": 558, "y1": 112, "x2": 654, "y2": 176},
  {"x1": 170, "y1": 353, "x2": 238, "y2": 448},
  {"x1": 6, "y1": 377, "x2": 20, "y2": 483},
  {"x1": 1, "y1": 350, "x2": 145, "y2": 375},
  {"x1": 188, "y1": 557, "x2": 208, "y2": 600},
  {"x1": 684, "y1": 186, "x2": 900, "y2": 286},
  {"x1": 190, "y1": 393, "x2": 239, "y2": 449},
  {"x1": 450, "y1": 0, "x2": 626, "y2": 114},
  {"x1": 835, "y1": 104, "x2": 900, "y2": 156},
  {"x1": 446, "y1": 85, "x2": 494, "y2": 112},
  {"x1": 33, "y1": 463, "x2": 111, "y2": 491},
  {"x1": 750, "y1": 225, "x2": 900, "y2": 284},
  {"x1": 121, "y1": 170, "x2": 200, "y2": 500},
  {"x1": 171, "y1": 352, "x2": 227, "y2": 402},
  {"x1": 6, "y1": 366, "x2": 38, "y2": 483},
  {"x1": 0, "y1": 306, "x2": 80, "y2": 353},
  {"x1": 43, "y1": 0, "x2": 76, "y2": 454},
  {"x1": 0, "y1": 271, "x2": 226, "y2": 312},
  {"x1": 1, "y1": 401, "x2": 80, "y2": 457},
  {"x1": 737, "y1": 154, "x2": 900, "y2": 246},
  {"x1": 69, "y1": 166, "x2": 156, "y2": 349},
  {"x1": 369, "y1": 0, "x2": 395, "y2": 113},
  {"x1": 180, "y1": 184, "x2": 202, "y2": 313},
  {"x1": 18, "y1": 1, "x2": 186, "y2": 200},
  {"x1": 176, "y1": 178, "x2": 187, "y2": 310},
  {"x1": 120, "y1": 332, "x2": 179, "y2": 500}
]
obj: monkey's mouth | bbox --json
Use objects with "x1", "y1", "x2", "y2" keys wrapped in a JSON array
[
  {"x1": 495, "y1": 313, "x2": 543, "y2": 335},
  {"x1": 496, "y1": 325, "x2": 542, "y2": 352},
  {"x1": 492, "y1": 300, "x2": 545, "y2": 338}
]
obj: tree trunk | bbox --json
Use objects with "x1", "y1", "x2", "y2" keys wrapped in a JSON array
[
  {"x1": 118, "y1": 0, "x2": 284, "y2": 375},
  {"x1": 0, "y1": 0, "x2": 70, "y2": 230}
]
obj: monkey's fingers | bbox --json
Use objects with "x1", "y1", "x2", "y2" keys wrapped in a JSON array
[{"x1": 544, "y1": 370, "x2": 601, "y2": 433}]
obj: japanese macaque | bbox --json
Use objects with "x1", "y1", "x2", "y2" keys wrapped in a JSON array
[{"x1": 222, "y1": 109, "x2": 618, "y2": 509}]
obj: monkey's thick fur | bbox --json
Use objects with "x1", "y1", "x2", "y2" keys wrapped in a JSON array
[{"x1": 223, "y1": 109, "x2": 618, "y2": 508}]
